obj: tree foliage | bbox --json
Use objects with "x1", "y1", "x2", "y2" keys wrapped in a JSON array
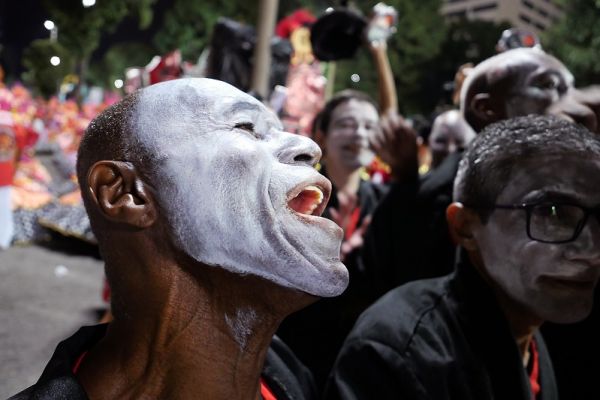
[
  {"x1": 544, "y1": 0, "x2": 600, "y2": 86},
  {"x1": 153, "y1": 1, "x2": 259, "y2": 61},
  {"x1": 421, "y1": 18, "x2": 510, "y2": 110},
  {"x1": 34, "y1": 0, "x2": 156, "y2": 98},
  {"x1": 42, "y1": 0, "x2": 156, "y2": 60},
  {"x1": 21, "y1": 39, "x2": 74, "y2": 98},
  {"x1": 153, "y1": 0, "x2": 334, "y2": 62},
  {"x1": 87, "y1": 42, "x2": 155, "y2": 88}
]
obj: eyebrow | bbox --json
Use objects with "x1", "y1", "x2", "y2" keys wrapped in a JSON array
[
  {"x1": 223, "y1": 102, "x2": 262, "y2": 118},
  {"x1": 522, "y1": 190, "x2": 584, "y2": 204}
]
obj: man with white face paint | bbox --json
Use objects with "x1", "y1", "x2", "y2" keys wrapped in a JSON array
[
  {"x1": 11, "y1": 78, "x2": 348, "y2": 400},
  {"x1": 461, "y1": 47, "x2": 598, "y2": 133},
  {"x1": 327, "y1": 115, "x2": 600, "y2": 400}
]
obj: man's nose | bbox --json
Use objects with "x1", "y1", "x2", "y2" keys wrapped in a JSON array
[
  {"x1": 356, "y1": 124, "x2": 371, "y2": 140},
  {"x1": 275, "y1": 131, "x2": 322, "y2": 167},
  {"x1": 549, "y1": 90, "x2": 598, "y2": 133},
  {"x1": 566, "y1": 102, "x2": 597, "y2": 133}
]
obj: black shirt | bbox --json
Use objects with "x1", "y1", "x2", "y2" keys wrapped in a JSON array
[{"x1": 325, "y1": 251, "x2": 559, "y2": 400}]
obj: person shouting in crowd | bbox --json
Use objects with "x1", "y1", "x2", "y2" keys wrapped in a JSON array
[
  {"x1": 327, "y1": 115, "x2": 600, "y2": 400},
  {"x1": 10, "y1": 78, "x2": 349, "y2": 400}
]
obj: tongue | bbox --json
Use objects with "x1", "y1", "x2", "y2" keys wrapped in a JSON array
[{"x1": 289, "y1": 189, "x2": 321, "y2": 215}]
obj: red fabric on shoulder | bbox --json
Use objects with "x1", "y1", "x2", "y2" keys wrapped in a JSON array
[
  {"x1": 72, "y1": 351, "x2": 88, "y2": 374},
  {"x1": 260, "y1": 378, "x2": 277, "y2": 400}
]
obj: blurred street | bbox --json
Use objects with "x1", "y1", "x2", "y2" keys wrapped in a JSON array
[{"x1": 0, "y1": 242, "x2": 104, "y2": 398}]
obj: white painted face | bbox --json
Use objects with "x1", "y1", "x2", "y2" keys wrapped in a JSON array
[
  {"x1": 472, "y1": 154, "x2": 600, "y2": 323},
  {"x1": 134, "y1": 78, "x2": 348, "y2": 297},
  {"x1": 325, "y1": 99, "x2": 379, "y2": 170},
  {"x1": 502, "y1": 50, "x2": 573, "y2": 117},
  {"x1": 428, "y1": 110, "x2": 475, "y2": 168}
]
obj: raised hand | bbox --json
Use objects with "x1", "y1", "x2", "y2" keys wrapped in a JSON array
[{"x1": 370, "y1": 111, "x2": 419, "y2": 182}]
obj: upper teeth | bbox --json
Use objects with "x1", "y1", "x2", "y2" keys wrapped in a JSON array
[
  {"x1": 289, "y1": 185, "x2": 325, "y2": 216},
  {"x1": 305, "y1": 185, "x2": 324, "y2": 204},
  {"x1": 303, "y1": 186, "x2": 323, "y2": 215}
]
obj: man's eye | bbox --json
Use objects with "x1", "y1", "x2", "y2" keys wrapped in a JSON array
[
  {"x1": 533, "y1": 204, "x2": 582, "y2": 222},
  {"x1": 534, "y1": 76, "x2": 560, "y2": 90},
  {"x1": 234, "y1": 122, "x2": 255, "y2": 133},
  {"x1": 534, "y1": 205, "x2": 559, "y2": 217}
]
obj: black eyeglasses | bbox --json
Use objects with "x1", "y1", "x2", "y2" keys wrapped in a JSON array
[{"x1": 491, "y1": 202, "x2": 600, "y2": 244}]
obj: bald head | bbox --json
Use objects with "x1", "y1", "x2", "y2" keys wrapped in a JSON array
[{"x1": 460, "y1": 48, "x2": 573, "y2": 132}]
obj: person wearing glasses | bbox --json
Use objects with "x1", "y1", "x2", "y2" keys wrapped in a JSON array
[{"x1": 326, "y1": 115, "x2": 600, "y2": 400}]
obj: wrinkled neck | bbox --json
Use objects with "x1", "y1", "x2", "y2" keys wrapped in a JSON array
[{"x1": 78, "y1": 240, "x2": 309, "y2": 400}]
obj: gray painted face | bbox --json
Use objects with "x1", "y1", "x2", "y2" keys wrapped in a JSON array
[
  {"x1": 472, "y1": 154, "x2": 600, "y2": 323},
  {"x1": 503, "y1": 50, "x2": 573, "y2": 117},
  {"x1": 429, "y1": 110, "x2": 475, "y2": 168},
  {"x1": 134, "y1": 78, "x2": 348, "y2": 297}
]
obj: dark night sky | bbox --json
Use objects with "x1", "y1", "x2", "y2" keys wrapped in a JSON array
[{"x1": 0, "y1": 0, "x2": 172, "y2": 82}]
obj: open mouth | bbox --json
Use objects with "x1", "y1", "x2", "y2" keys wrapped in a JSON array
[{"x1": 287, "y1": 184, "x2": 328, "y2": 217}]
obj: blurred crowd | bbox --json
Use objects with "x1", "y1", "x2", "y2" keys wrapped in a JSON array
[{"x1": 0, "y1": 83, "x2": 117, "y2": 248}]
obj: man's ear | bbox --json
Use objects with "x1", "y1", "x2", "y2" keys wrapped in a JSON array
[
  {"x1": 85, "y1": 161, "x2": 157, "y2": 228},
  {"x1": 446, "y1": 202, "x2": 480, "y2": 251},
  {"x1": 469, "y1": 93, "x2": 500, "y2": 126}
]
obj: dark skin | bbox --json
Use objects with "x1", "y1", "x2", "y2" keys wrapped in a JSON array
[
  {"x1": 76, "y1": 161, "x2": 315, "y2": 400},
  {"x1": 446, "y1": 203, "x2": 541, "y2": 361}
]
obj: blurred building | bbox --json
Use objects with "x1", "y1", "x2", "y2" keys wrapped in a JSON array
[{"x1": 441, "y1": 0, "x2": 564, "y2": 34}]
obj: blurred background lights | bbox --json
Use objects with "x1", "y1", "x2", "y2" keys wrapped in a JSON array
[
  {"x1": 114, "y1": 79, "x2": 124, "y2": 89},
  {"x1": 43, "y1": 20, "x2": 55, "y2": 30},
  {"x1": 82, "y1": 0, "x2": 96, "y2": 7},
  {"x1": 50, "y1": 56, "x2": 61, "y2": 66},
  {"x1": 351, "y1": 73, "x2": 361, "y2": 83}
]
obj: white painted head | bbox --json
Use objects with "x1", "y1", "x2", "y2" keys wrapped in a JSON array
[{"x1": 133, "y1": 78, "x2": 348, "y2": 297}]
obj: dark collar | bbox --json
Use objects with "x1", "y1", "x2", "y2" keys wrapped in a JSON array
[{"x1": 10, "y1": 324, "x2": 106, "y2": 399}]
